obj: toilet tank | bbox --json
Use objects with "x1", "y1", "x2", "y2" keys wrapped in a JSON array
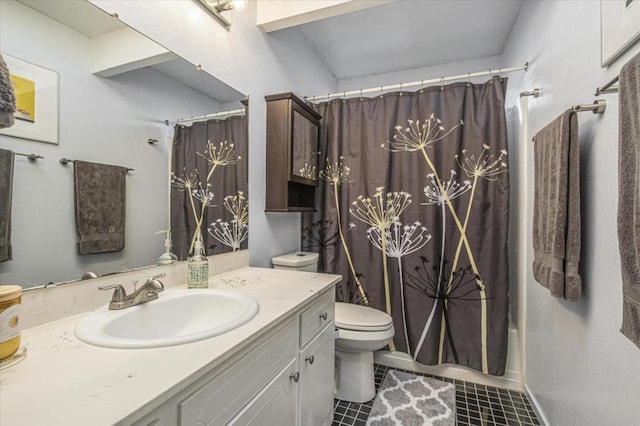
[{"x1": 271, "y1": 252, "x2": 319, "y2": 272}]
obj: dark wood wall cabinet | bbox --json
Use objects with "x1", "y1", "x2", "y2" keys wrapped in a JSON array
[{"x1": 265, "y1": 92, "x2": 321, "y2": 212}]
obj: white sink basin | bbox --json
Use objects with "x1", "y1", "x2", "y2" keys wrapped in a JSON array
[{"x1": 74, "y1": 289, "x2": 259, "y2": 349}]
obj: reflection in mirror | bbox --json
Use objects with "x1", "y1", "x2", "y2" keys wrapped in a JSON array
[
  {"x1": 291, "y1": 110, "x2": 319, "y2": 183},
  {"x1": 0, "y1": 0, "x2": 246, "y2": 289},
  {"x1": 170, "y1": 111, "x2": 248, "y2": 260}
]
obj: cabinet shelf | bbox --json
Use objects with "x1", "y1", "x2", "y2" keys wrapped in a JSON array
[{"x1": 265, "y1": 92, "x2": 321, "y2": 212}]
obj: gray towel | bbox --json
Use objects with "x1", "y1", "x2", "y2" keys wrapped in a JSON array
[
  {"x1": 0, "y1": 149, "x2": 14, "y2": 262},
  {"x1": 619, "y1": 51, "x2": 640, "y2": 349},
  {"x1": 532, "y1": 109, "x2": 582, "y2": 301},
  {"x1": 73, "y1": 160, "x2": 127, "y2": 255},
  {"x1": 0, "y1": 54, "x2": 16, "y2": 129}
]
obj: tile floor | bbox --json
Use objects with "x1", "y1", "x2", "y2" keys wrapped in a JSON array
[{"x1": 333, "y1": 364, "x2": 540, "y2": 426}]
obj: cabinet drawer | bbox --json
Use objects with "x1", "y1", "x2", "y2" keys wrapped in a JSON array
[
  {"x1": 228, "y1": 359, "x2": 298, "y2": 426},
  {"x1": 179, "y1": 317, "x2": 298, "y2": 425},
  {"x1": 299, "y1": 291, "x2": 334, "y2": 347},
  {"x1": 130, "y1": 401, "x2": 177, "y2": 426}
]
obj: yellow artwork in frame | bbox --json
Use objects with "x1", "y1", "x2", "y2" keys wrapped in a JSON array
[{"x1": 10, "y1": 74, "x2": 36, "y2": 123}]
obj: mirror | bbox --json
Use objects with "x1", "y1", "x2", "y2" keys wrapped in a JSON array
[
  {"x1": 0, "y1": 0, "x2": 247, "y2": 289},
  {"x1": 291, "y1": 109, "x2": 319, "y2": 183}
]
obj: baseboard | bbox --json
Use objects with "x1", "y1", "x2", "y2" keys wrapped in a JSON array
[
  {"x1": 374, "y1": 351, "x2": 524, "y2": 391},
  {"x1": 524, "y1": 384, "x2": 549, "y2": 426}
]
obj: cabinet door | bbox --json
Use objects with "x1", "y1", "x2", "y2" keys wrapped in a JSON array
[
  {"x1": 229, "y1": 359, "x2": 298, "y2": 426},
  {"x1": 299, "y1": 324, "x2": 335, "y2": 426},
  {"x1": 179, "y1": 318, "x2": 298, "y2": 425}
]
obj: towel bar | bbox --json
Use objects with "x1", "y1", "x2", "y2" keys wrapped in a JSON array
[
  {"x1": 520, "y1": 88, "x2": 540, "y2": 98},
  {"x1": 59, "y1": 158, "x2": 134, "y2": 172},
  {"x1": 572, "y1": 99, "x2": 606, "y2": 114},
  {"x1": 15, "y1": 153, "x2": 43, "y2": 161},
  {"x1": 595, "y1": 75, "x2": 619, "y2": 96}
]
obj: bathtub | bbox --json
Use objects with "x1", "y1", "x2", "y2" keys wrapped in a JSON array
[{"x1": 373, "y1": 325, "x2": 523, "y2": 391}]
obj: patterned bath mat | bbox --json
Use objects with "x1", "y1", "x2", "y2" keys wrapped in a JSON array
[{"x1": 366, "y1": 370, "x2": 455, "y2": 426}]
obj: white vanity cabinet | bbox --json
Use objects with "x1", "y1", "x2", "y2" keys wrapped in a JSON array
[
  {"x1": 298, "y1": 292, "x2": 335, "y2": 426},
  {"x1": 299, "y1": 325, "x2": 335, "y2": 426},
  {"x1": 130, "y1": 289, "x2": 335, "y2": 426}
]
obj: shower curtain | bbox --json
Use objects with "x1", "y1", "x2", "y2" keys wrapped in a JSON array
[
  {"x1": 302, "y1": 77, "x2": 510, "y2": 375},
  {"x1": 171, "y1": 115, "x2": 248, "y2": 259}
]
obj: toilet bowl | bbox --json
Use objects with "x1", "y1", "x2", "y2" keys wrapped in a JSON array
[
  {"x1": 334, "y1": 302, "x2": 394, "y2": 402},
  {"x1": 272, "y1": 252, "x2": 395, "y2": 403}
]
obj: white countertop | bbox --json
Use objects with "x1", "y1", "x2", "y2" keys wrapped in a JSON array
[{"x1": 0, "y1": 267, "x2": 340, "y2": 426}]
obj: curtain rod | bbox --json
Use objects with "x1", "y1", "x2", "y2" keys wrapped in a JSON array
[
  {"x1": 59, "y1": 157, "x2": 134, "y2": 172},
  {"x1": 165, "y1": 107, "x2": 246, "y2": 126},
  {"x1": 305, "y1": 62, "x2": 530, "y2": 103},
  {"x1": 595, "y1": 75, "x2": 619, "y2": 96},
  {"x1": 15, "y1": 152, "x2": 44, "y2": 161}
]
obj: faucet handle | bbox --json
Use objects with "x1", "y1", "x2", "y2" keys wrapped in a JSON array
[
  {"x1": 99, "y1": 284, "x2": 127, "y2": 302},
  {"x1": 148, "y1": 272, "x2": 166, "y2": 281},
  {"x1": 144, "y1": 272, "x2": 166, "y2": 292}
]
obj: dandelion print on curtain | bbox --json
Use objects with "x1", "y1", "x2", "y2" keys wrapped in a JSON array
[
  {"x1": 302, "y1": 77, "x2": 509, "y2": 375},
  {"x1": 171, "y1": 115, "x2": 248, "y2": 259}
]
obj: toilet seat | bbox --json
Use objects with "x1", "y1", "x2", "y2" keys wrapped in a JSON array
[{"x1": 335, "y1": 302, "x2": 393, "y2": 332}]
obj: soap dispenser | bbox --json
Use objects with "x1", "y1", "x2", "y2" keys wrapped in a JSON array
[
  {"x1": 187, "y1": 232, "x2": 209, "y2": 289},
  {"x1": 156, "y1": 230, "x2": 178, "y2": 265}
]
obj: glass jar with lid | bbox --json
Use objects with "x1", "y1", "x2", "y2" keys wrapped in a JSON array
[{"x1": 0, "y1": 285, "x2": 22, "y2": 360}]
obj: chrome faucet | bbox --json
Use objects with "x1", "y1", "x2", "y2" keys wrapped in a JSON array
[{"x1": 99, "y1": 273, "x2": 166, "y2": 310}]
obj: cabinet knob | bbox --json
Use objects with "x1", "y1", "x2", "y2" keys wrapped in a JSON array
[
  {"x1": 305, "y1": 355, "x2": 315, "y2": 365},
  {"x1": 319, "y1": 312, "x2": 328, "y2": 321},
  {"x1": 289, "y1": 372, "x2": 300, "y2": 383}
]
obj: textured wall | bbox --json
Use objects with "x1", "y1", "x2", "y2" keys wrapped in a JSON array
[{"x1": 502, "y1": 1, "x2": 640, "y2": 424}]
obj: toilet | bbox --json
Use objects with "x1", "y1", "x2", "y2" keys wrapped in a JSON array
[{"x1": 272, "y1": 252, "x2": 395, "y2": 403}]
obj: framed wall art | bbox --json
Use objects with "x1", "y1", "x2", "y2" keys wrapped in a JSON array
[
  {"x1": 601, "y1": 0, "x2": 640, "y2": 67},
  {"x1": 0, "y1": 53, "x2": 59, "y2": 144}
]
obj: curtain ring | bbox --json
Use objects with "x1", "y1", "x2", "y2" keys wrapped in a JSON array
[
  {"x1": 466, "y1": 72, "x2": 471, "y2": 87},
  {"x1": 380, "y1": 85, "x2": 384, "y2": 98},
  {"x1": 419, "y1": 79, "x2": 424, "y2": 94},
  {"x1": 399, "y1": 82, "x2": 403, "y2": 96},
  {"x1": 440, "y1": 76, "x2": 445, "y2": 91},
  {"x1": 360, "y1": 88, "x2": 363, "y2": 101},
  {"x1": 342, "y1": 91, "x2": 347, "y2": 103}
]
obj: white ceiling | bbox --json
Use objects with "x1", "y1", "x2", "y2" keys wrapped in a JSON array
[
  {"x1": 290, "y1": 0, "x2": 523, "y2": 80},
  {"x1": 18, "y1": 0, "x2": 125, "y2": 36},
  {"x1": 15, "y1": 0, "x2": 244, "y2": 103}
]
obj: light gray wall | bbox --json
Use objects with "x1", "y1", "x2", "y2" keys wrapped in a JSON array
[
  {"x1": 90, "y1": 0, "x2": 337, "y2": 268},
  {"x1": 336, "y1": 55, "x2": 503, "y2": 93},
  {"x1": 0, "y1": 0, "x2": 222, "y2": 286},
  {"x1": 502, "y1": 1, "x2": 640, "y2": 424}
]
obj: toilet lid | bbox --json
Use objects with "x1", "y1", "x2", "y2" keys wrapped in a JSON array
[{"x1": 335, "y1": 302, "x2": 393, "y2": 332}]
